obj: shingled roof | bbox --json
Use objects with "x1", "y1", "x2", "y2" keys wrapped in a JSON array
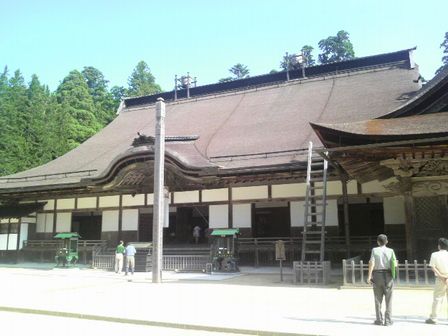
[{"x1": 0, "y1": 49, "x2": 420, "y2": 195}]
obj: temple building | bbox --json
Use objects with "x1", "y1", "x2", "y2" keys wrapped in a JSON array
[{"x1": 2, "y1": 48, "x2": 443, "y2": 263}]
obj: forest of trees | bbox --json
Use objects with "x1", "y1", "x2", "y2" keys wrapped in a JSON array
[
  {"x1": 1, "y1": 30, "x2": 446, "y2": 178},
  {"x1": 0, "y1": 61, "x2": 161, "y2": 176}
]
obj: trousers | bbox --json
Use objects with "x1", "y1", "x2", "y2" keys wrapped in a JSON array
[
  {"x1": 115, "y1": 253, "x2": 123, "y2": 273},
  {"x1": 430, "y1": 278, "x2": 448, "y2": 320},
  {"x1": 372, "y1": 271, "x2": 393, "y2": 323},
  {"x1": 125, "y1": 256, "x2": 135, "y2": 274}
]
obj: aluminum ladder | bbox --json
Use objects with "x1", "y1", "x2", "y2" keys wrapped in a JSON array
[{"x1": 300, "y1": 141, "x2": 328, "y2": 262}]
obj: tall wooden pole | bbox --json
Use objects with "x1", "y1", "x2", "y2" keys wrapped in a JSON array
[
  {"x1": 341, "y1": 176, "x2": 351, "y2": 258},
  {"x1": 152, "y1": 98, "x2": 165, "y2": 283}
]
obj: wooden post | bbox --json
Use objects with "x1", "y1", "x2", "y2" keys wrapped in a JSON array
[
  {"x1": 152, "y1": 98, "x2": 166, "y2": 283},
  {"x1": 403, "y1": 190, "x2": 416, "y2": 260},
  {"x1": 341, "y1": 176, "x2": 351, "y2": 258}
]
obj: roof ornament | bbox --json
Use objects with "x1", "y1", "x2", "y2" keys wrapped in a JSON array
[
  {"x1": 285, "y1": 52, "x2": 307, "y2": 81},
  {"x1": 174, "y1": 72, "x2": 197, "y2": 101}
]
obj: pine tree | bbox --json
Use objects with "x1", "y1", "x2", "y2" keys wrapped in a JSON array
[
  {"x1": 56, "y1": 70, "x2": 101, "y2": 149},
  {"x1": 127, "y1": 61, "x2": 162, "y2": 97}
]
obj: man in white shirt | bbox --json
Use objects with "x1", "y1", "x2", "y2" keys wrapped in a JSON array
[
  {"x1": 426, "y1": 238, "x2": 448, "y2": 324},
  {"x1": 367, "y1": 234, "x2": 397, "y2": 326}
]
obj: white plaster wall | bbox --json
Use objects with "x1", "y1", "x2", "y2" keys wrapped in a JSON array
[
  {"x1": 326, "y1": 199, "x2": 338, "y2": 227},
  {"x1": 0, "y1": 234, "x2": 7, "y2": 250},
  {"x1": 43, "y1": 200, "x2": 55, "y2": 211},
  {"x1": 290, "y1": 201, "x2": 305, "y2": 227},
  {"x1": 122, "y1": 209, "x2": 138, "y2": 231},
  {"x1": 232, "y1": 186, "x2": 268, "y2": 200},
  {"x1": 383, "y1": 196, "x2": 405, "y2": 225},
  {"x1": 202, "y1": 188, "x2": 228, "y2": 202},
  {"x1": 102, "y1": 210, "x2": 119, "y2": 232},
  {"x1": 347, "y1": 181, "x2": 358, "y2": 194},
  {"x1": 8, "y1": 234, "x2": 18, "y2": 250},
  {"x1": 290, "y1": 200, "x2": 338, "y2": 227},
  {"x1": 233, "y1": 204, "x2": 252, "y2": 228},
  {"x1": 36, "y1": 213, "x2": 54, "y2": 233},
  {"x1": 272, "y1": 183, "x2": 306, "y2": 198},
  {"x1": 21, "y1": 217, "x2": 36, "y2": 224},
  {"x1": 122, "y1": 194, "x2": 145, "y2": 207},
  {"x1": 57, "y1": 198, "x2": 75, "y2": 210},
  {"x1": 9, "y1": 218, "x2": 19, "y2": 223},
  {"x1": 174, "y1": 191, "x2": 199, "y2": 204},
  {"x1": 362, "y1": 180, "x2": 386, "y2": 194},
  {"x1": 56, "y1": 212, "x2": 72, "y2": 232},
  {"x1": 327, "y1": 181, "x2": 343, "y2": 196},
  {"x1": 0, "y1": 218, "x2": 8, "y2": 224},
  {"x1": 19, "y1": 223, "x2": 28, "y2": 249},
  {"x1": 209, "y1": 205, "x2": 228, "y2": 228},
  {"x1": 77, "y1": 197, "x2": 97, "y2": 209},
  {"x1": 99, "y1": 195, "x2": 120, "y2": 208},
  {"x1": 147, "y1": 194, "x2": 154, "y2": 205}
]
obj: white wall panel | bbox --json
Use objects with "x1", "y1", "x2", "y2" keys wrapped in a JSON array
[
  {"x1": 383, "y1": 196, "x2": 405, "y2": 225},
  {"x1": 362, "y1": 180, "x2": 386, "y2": 194},
  {"x1": 19, "y1": 223, "x2": 28, "y2": 249},
  {"x1": 233, "y1": 204, "x2": 251, "y2": 228},
  {"x1": 202, "y1": 188, "x2": 228, "y2": 202},
  {"x1": 56, "y1": 212, "x2": 72, "y2": 232},
  {"x1": 37, "y1": 213, "x2": 54, "y2": 233},
  {"x1": 122, "y1": 209, "x2": 138, "y2": 231},
  {"x1": 326, "y1": 199, "x2": 338, "y2": 227},
  {"x1": 57, "y1": 198, "x2": 75, "y2": 210},
  {"x1": 232, "y1": 186, "x2": 268, "y2": 200},
  {"x1": 0, "y1": 234, "x2": 7, "y2": 250},
  {"x1": 43, "y1": 200, "x2": 55, "y2": 211},
  {"x1": 272, "y1": 183, "x2": 306, "y2": 198},
  {"x1": 290, "y1": 201, "x2": 305, "y2": 227},
  {"x1": 122, "y1": 194, "x2": 145, "y2": 207},
  {"x1": 174, "y1": 191, "x2": 199, "y2": 204},
  {"x1": 8, "y1": 234, "x2": 18, "y2": 250},
  {"x1": 99, "y1": 195, "x2": 120, "y2": 208},
  {"x1": 77, "y1": 197, "x2": 97, "y2": 209},
  {"x1": 102, "y1": 210, "x2": 119, "y2": 232},
  {"x1": 209, "y1": 205, "x2": 228, "y2": 228}
]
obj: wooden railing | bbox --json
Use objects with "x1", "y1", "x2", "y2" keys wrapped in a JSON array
[
  {"x1": 342, "y1": 259, "x2": 435, "y2": 286},
  {"x1": 293, "y1": 261, "x2": 331, "y2": 285},
  {"x1": 238, "y1": 236, "x2": 405, "y2": 267},
  {"x1": 92, "y1": 253, "x2": 210, "y2": 272}
]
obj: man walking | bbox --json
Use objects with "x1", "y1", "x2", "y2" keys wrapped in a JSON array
[
  {"x1": 367, "y1": 234, "x2": 397, "y2": 326},
  {"x1": 425, "y1": 237, "x2": 448, "y2": 324},
  {"x1": 114, "y1": 240, "x2": 125, "y2": 274},
  {"x1": 125, "y1": 242, "x2": 137, "y2": 276}
]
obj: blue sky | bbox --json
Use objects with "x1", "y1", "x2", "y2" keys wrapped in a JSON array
[{"x1": 0, "y1": 0, "x2": 446, "y2": 92}]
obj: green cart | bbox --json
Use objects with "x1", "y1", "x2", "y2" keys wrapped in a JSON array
[
  {"x1": 210, "y1": 228, "x2": 240, "y2": 272},
  {"x1": 54, "y1": 232, "x2": 80, "y2": 267}
]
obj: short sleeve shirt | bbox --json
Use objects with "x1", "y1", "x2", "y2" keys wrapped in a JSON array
[
  {"x1": 125, "y1": 245, "x2": 137, "y2": 256},
  {"x1": 429, "y1": 250, "x2": 448, "y2": 276},
  {"x1": 370, "y1": 246, "x2": 396, "y2": 270}
]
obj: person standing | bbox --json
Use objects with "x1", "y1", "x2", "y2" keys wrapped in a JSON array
[
  {"x1": 114, "y1": 240, "x2": 125, "y2": 274},
  {"x1": 425, "y1": 237, "x2": 448, "y2": 324},
  {"x1": 367, "y1": 234, "x2": 397, "y2": 326},
  {"x1": 193, "y1": 225, "x2": 201, "y2": 244},
  {"x1": 125, "y1": 242, "x2": 137, "y2": 275}
]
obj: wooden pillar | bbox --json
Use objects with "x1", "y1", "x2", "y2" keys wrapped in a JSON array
[
  {"x1": 341, "y1": 177, "x2": 351, "y2": 258},
  {"x1": 228, "y1": 188, "x2": 233, "y2": 228},
  {"x1": 403, "y1": 190, "x2": 416, "y2": 260},
  {"x1": 118, "y1": 195, "x2": 123, "y2": 241}
]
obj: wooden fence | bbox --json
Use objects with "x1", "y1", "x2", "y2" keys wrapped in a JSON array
[
  {"x1": 92, "y1": 253, "x2": 210, "y2": 272},
  {"x1": 342, "y1": 259, "x2": 435, "y2": 286},
  {"x1": 293, "y1": 261, "x2": 331, "y2": 285}
]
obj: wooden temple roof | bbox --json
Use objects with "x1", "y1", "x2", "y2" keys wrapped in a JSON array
[{"x1": 0, "y1": 49, "x2": 421, "y2": 197}]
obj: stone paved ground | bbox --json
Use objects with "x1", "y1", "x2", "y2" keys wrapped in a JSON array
[{"x1": 0, "y1": 264, "x2": 447, "y2": 336}]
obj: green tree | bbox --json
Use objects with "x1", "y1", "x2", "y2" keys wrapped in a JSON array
[
  {"x1": 56, "y1": 70, "x2": 101, "y2": 149},
  {"x1": 318, "y1": 30, "x2": 355, "y2": 64},
  {"x1": 436, "y1": 32, "x2": 448, "y2": 75},
  {"x1": 127, "y1": 61, "x2": 162, "y2": 97},
  {"x1": 219, "y1": 63, "x2": 250, "y2": 82},
  {"x1": 81, "y1": 66, "x2": 116, "y2": 125},
  {"x1": 229, "y1": 63, "x2": 250, "y2": 79},
  {"x1": 301, "y1": 45, "x2": 316, "y2": 66}
]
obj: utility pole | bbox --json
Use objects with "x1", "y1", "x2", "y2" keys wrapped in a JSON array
[{"x1": 152, "y1": 98, "x2": 165, "y2": 283}]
